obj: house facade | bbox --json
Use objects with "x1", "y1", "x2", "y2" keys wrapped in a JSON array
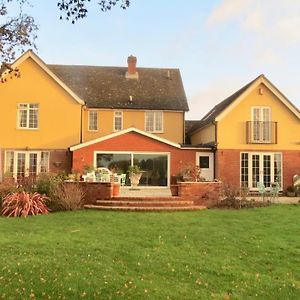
[
  {"x1": 188, "y1": 75, "x2": 300, "y2": 191},
  {"x1": 1, "y1": 51, "x2": 298, "y2": 190},
  {"x1": 0, "y1": 51, "x2": 210, "y2": 186}
]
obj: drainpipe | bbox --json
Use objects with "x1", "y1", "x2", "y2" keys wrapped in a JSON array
[
  {"x1": 0, "y1": 147, "x2": 2, "y2": 182},
  {"x1": 213, "y1": 121, "x2": 218, "y2": 180},
  {"x1": 80, "y1": 105, "x2": 84, "y2": 143},
  {"x1": 183, "y1": 112, "x2": 186, "y2": 144}
]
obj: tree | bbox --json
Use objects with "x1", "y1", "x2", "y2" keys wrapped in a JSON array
[
  {"x1": 57, "y1": 0, "x2": 130, "y2": 23},
  {"x1": 0, "y1": 0, "x2": 38, "y2": 62},
  {"x1": 0, "y1": 0, "x2": 130, "y2": 63}
]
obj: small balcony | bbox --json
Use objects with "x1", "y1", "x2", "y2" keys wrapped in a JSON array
[{"x1": 246, "y1": 121, "x2": 278, "y2": 144}]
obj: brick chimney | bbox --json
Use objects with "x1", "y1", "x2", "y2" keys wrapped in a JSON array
[{"x1": 126, "y1": 55, "x2": 139, "y2": 79}]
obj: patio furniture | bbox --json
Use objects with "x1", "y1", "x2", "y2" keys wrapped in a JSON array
[
  {"x1": 257, "y1": 182, "x2": 268, "y2": 201},
  {"x1": 119, "y1": 174, "x2": 127, "y2": 186},
  {"x1": 270, "y1": 182, "x2": 280, "y2": 203}
]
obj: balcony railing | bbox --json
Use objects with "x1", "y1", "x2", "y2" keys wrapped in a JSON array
[{"x1": 246, "y1": 121, "x2": 277, "y2": 144}]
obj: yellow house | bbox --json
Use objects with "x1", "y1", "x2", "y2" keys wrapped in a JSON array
[
  {"x1": 188, "y1": 75, "x2": 300, "y2": 191},
  {"x1": 0, "y1": 51, "x2": 189, "y2": 182}
]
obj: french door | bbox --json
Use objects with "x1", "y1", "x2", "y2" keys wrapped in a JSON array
[
  {"x1": 252, "y1": 107, "x2": 271, "y2": 142},
  {"x1": 241, "y1": 152, "x2": 282, "y2": 190},
  {"x1": 5, "y1": 151, "x2": 49, "y2": 178}
]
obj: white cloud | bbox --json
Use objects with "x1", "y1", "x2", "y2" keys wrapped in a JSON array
[
  {"x1": 206, "y1": 0, "x2": 252, "y2": 27},
  {"x1": 241, "y1": 9, "x2": 264, "y2": 31},
  {"x1": 206, "y1": 0, "x2": 300, "y2": 46}
]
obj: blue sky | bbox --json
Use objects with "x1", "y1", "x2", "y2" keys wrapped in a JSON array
[{"x1": 7, "y1": 0, "x2": 300, "y2": 119}]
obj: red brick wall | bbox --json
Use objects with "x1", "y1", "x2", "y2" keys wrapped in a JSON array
[
  {"x1": 283, "y1": 151, "x2": 300, "y2": 188},
  {"x1": 64, "y1": 182, "x2": 113, "y2": 204},
  {"x1": 72, "y1": 132, "x2": 207, "y2": 178},
  {"x1": 215, "y1": 149, "x2": 240, "y2": 188},
  {"x1": 216, "y1": 149, "x2": 300, "y2": 190},
  {"x1": 49, "y1": 150, "x2": 72, "y2": 174},
  {"x1": 178, "y1": 182, "x2": 222, "y2": 207}
]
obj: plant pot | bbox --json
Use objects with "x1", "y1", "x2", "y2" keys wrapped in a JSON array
[
  {"x1": 286, "y1": 191, "x2": 296, "y2": 197},
  {"x1": 170, "y1": 184, "x2": 178, "y2": 196},
  {"x1": 129, "y1": 173, "x2": 142, "y2": 188}
]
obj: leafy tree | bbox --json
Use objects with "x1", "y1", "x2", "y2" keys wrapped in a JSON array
[
  {"x1": 58, "y1": 0, "x2": 130, "y2": 23},
  {"x1": 0, "y1": 0, "x2": 130, "y2": 63},
  {"x1": 0, "y1": 0, "x2": 38, "y2": 62}
]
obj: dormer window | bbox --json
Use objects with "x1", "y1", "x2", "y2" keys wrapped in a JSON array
[{"x1": 17, "y1": 103, "x2": 39, "y2": 129}]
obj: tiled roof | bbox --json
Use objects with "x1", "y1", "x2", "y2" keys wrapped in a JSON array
[{"x1": 48, "y1": 65, "x2": 189, "y2": 111}]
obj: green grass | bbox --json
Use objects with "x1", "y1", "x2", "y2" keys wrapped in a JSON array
[{"x1": 0, "y1": 205, "x2": 299, "y2": 299}]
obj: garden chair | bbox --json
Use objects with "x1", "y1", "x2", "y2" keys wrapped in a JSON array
[
  {"x1": 257, "y1": 182, "x2": 268, "y2": 202},
  {"x1": 119, "y1": 174, "x2": 127, "y2": 186},
  {"x1": 270, "y1": 182, "x2": 280, "y2": 203}
]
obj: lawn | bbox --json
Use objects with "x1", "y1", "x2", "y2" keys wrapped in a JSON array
[{"x1": 0, "y1": 205, "x2": 299, "y2": 300}]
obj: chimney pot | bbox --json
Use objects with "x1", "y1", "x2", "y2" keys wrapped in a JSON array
[{"x1": 126, "y1": 55, "x2": 138, "y2": 79}]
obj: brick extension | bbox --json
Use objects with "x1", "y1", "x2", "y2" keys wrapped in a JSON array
[{"x1": 216, "y1": 149, "x2": 300, "y2": 190}]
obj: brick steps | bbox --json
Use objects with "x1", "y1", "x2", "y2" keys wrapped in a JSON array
[
  {"x1": 84, "y1": 204, "x2": 206, "y2": 212},
  {"x1": 83, "y1": 196, "x2": 206, "y2": 211},
  {"x1": 111, "y1": 196, "x2": 182, "y2": 201},
  {"x1": 96, "y1": 199, "x2": 194, "y2": 207}
]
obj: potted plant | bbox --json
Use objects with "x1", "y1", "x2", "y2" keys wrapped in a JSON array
[
  {"x1": 82, "y1": 165, "x2": 95, "y2": 182},
  {"x1": 128, "y1": 165, "x2": 142, "y2": 189},
  {"x1": 178, "y1": 164, "x2": 202, "y2": 182},
  {"x1": 286, "y1": 186, "x2": 296, "y2": 197}
]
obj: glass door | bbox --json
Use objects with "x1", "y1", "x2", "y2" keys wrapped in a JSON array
[{"x1": 241, "y1": 153, "x2": 282, "y2": 190}]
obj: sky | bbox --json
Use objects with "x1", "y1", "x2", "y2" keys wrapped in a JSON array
[{"x1": 5, "y1": 0, "x2": 300, "y2": 119}]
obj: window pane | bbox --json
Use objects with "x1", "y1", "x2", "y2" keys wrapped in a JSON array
[
  {"x1": 40, "y1": 152, "x2": 49, "y2": 173},
  {"x1": 252, "y1": 155, "x2": 260, "y2": 188},
  {"x1": 263, "y1": 155, "x2": 271, "y2": 187},
  {"x1": 5, "y1": 151, "x2": 14, "y2": 174},
  {"x1": 145, "y1": 112, "x2": 153, "y2": 132},
  {"x1": 29, "y1": 109, "x2": 38, "y2": 128},
  {"x1": 29, "y1": 153, "x2": 38, "y2": 176},
  {"x1": 88, "y1": 111, "x2": 98, "y2": 131},
  {"x1": 274, "y1": 153, "x2": 282, "y2": 188},
  {"x1": 241, "y1": 153, "x2": 248, "y2": 187},
  {"x1": 17, "y1": 153, "x2": 26, "y2": 178},
  {"x1": 199, "y1": 156, "x2": 209, "y2": 169},
  {"x1": 155, "y1": 112, "x2": 162, "y2": 131},
  {"x1": 19, "y1": 109, "x2": 28, "y2": 128},
  {"x1": 96, "y1": 153, "x2": 131, "y2": 174},
  {"x1": 134, "y1": 154, "x2": 168, "y2": 186},
  {"x1": 114, "y1": 111, "x2": 122, "y2": 131}
]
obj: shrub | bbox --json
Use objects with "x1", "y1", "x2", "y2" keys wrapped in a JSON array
[
  {"x1": 49, "y1": 183, "x2": 85, "y2": 211},
  {"x1": 35, "y1": 173, "x2": 62, "y2": 196},
  {"x1": 1, "y1": 191, "x2": 49, "y2": 217},
  {"x1": 215, "y1": 198, "x2": 271, "y2": 209},
  {"x1": 0, "y1": 180, "x2": 18, "y2": 202}
]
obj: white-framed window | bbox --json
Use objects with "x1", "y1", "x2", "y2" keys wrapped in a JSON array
[
  {"x1": 88, "y1": 110, "x2": 98, "y2": 131},
  {"x1": 114, "y1": 111, "x2": 123, "y2": 131},
  {"x1": 5, "y1": 151, "x2": 50, "y2": 178},
  {"x1": 17, "y1": 103, "x2": 39, "y2": 129},
  {"x1": 145, "y1": 111, "x2": 163, "y2": 132},
  {"x1": 251, "y1": 106, "x2": 271, "y2": 142}
]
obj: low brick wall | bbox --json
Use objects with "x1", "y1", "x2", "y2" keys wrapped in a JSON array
[
  {"x1": 178, "y1": 181, "x2": 222, "y2": 207},
  {"x1": 64, "y1": 182, "x2": 114, "y2": 204}
]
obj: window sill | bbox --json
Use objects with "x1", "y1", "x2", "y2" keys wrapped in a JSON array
[{"x1": 17, "y1": 127, "x2": 39, "y2": 130}]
